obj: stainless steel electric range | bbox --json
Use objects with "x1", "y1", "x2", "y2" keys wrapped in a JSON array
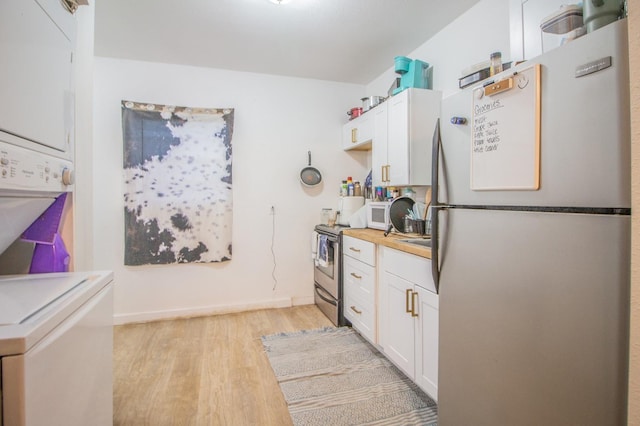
[{"x1": 313, "y1": 224, "x2": 350, "y2": 326}]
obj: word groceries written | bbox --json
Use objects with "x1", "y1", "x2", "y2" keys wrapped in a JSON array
[{"x1": 473, "y1": 99, "x2": 502, "y2": 154}]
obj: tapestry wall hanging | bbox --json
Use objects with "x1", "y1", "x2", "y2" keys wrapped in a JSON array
[{"x1": 121, "y1": 101, "x2": 234, "y2": 266}]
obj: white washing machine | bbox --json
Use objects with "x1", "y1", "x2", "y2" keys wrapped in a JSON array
[{"x1": 0, "y1": 271, "x2": 113, "y2": 426}]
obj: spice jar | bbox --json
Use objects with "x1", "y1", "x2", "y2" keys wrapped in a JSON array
[{"x1": 489, "y1": 52, "x2": 503, "y2": 76}]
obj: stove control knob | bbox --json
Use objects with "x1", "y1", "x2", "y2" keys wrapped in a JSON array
[{"x1": 62, "y1": 168, "x2": 74, "y2": 186}]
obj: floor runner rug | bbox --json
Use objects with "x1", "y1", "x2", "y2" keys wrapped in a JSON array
[{"x1": 261, "y1": 327, "x2": 438, "y2": 426}]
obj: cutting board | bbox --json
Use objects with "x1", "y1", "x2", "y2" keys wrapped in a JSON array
[{"x1": 423, "y1": 186, "x2": 432, "y2": 220}]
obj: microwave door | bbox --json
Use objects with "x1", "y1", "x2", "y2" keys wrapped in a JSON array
[{"x1": 368, "y1": 202, "x2": 390, "y2": 230}]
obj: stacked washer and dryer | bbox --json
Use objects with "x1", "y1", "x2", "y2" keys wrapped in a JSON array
[
  {"x1": 0, "y1": 140, "x2": 114, "y2": 426},
  {"x1": 0, "y1": 1, "x2": 114, "y2": 425}
]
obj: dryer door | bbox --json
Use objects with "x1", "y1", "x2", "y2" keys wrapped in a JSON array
[{"x1": 0, "y1": 198, "x2": 56, "y2": 255}]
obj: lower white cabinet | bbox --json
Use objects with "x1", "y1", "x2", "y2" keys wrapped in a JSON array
[
  {"x1": 343, "y1": 236, "x2": 377, "y2": 343},
  {"x1": 415, "y1": 285, "x2": 439, "y2": 399},
  {"x1": 343, "y1": 255, "x2": 376, "y2": 342},
  {"x1": 379, "y1": 246, "x2": 439, "y2": 400},
  {"x1": 380, "y1": 270, "x2": 416, "y2": 374}
]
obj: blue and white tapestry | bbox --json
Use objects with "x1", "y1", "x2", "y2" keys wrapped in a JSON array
[{"x1": 121, "y1": 101, "x2": 234, "y2": 266}]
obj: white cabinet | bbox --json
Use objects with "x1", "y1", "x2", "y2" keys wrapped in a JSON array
[
  {"x1": 510, "y1": 0, "x2": 575, "y2": 61},
  {"x1": 379, "y1": 246, "x2": 438, "y2": 400},
  {"x1": 380, "y1": 269, "x2": 417, "y2": 375},
  {"x1": 374, "y1": 88, "x2": 441, "y2": 187},
  {"x1": 342, "y1": 236, "x2": 377, "y2": 343},
  {"x1": 0, "y1": 0, "x2": 76, "y2": 155},
  {"x1": 342, "y1": 113, "x2": 373, "y2": 151},
  {"x1": 415, "y1": 285, "x2": 439, "y2": 399},
  {"x1": 371, "y1": 103, "x2": 388, "y2": 187}
]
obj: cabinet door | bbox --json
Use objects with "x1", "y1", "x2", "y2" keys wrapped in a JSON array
[
  {"x1": 387, "y1": 91, "x2": 410, "y2": 185},
  {"x1": 379, "y1": 270, "x2": 415, "y2": 379},
  {"x1": 371, "y1": 103, "x2": 388, "y2": 186},
  {"x1": 0, "y1": 0, "x2": 74, "y2": 153},
  {"x1": 342, "y1": 114, "x2": 373, "y2": 150},
  {"x1": 415, "y1": 285, "x2": 439, "y2": 401}
]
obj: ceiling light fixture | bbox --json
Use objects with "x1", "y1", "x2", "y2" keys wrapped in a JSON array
[{"x1": 269, "y1": 0, "x2": 291, "y2": 4}]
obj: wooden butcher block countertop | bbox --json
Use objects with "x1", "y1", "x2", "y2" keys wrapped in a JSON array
[{"x1": 342, "y1": 228, "x2": 431, "y2": 259}]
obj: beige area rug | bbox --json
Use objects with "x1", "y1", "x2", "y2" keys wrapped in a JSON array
[{"x1": 261, "y1": 327, "x2": 438, "y2": 426}]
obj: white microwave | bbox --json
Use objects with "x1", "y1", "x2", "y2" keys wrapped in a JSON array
[{"x1": 366, "y1": 201, "x2": 392, "y2": 230}]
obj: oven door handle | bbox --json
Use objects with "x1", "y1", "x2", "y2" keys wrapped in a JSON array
[
  {"x1": 315, "y1": 285, "x2": 337, "y2": 306},
  {"x1": 316, "y1": 229, "x2": 339, "y2": 243}
]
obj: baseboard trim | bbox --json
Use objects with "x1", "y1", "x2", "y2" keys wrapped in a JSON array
[
  {"x1": 291, "y1": 296, "x2": 315, "y2": 306},
  {"x1": 113, "y1": 297, "x2": 294, "y2": 325}
]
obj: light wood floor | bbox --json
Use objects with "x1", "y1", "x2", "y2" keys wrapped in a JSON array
[{"x1": 113, "y1": 305, "x2": 333, "y2": 426}]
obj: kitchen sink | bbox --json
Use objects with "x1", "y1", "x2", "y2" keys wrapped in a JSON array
[{"x1": 398, "y1": 238, "x2": 432, "y2": 248}]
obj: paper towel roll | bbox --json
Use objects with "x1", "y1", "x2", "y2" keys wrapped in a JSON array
[{"x1": 348, "y1": 205, "x2": 368, "y2": 228}]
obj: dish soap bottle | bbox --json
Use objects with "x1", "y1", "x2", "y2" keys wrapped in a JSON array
[{"x1": 340, "y1": 180, "x2": 348, "y2": 196}]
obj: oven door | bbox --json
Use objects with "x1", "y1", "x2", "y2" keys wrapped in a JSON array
[
  {"x1": 314, "y1": 283, "x2": 338, "y2": 326},
  {"x1": 313, "y1": 233, "x2": 339, "y2": 299}
]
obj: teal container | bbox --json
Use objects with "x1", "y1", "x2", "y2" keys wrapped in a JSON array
[{"x1": 394, "y1": 56, "x2": 412, "y2": 74}]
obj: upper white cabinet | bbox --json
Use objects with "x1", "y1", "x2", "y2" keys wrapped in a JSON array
[
  {"x1": 342, "y1": 113, "x2": 373, "y2": 151},
  {"x1": 371, "y1": 103, "x2": 388, "y2": 187},
  {"x1": 509, "y1": 0, "x2": 579, "y2": 61},
  {"x1": 374, "y1": 88, "x2": 441, "y2": 187},
  {"x1": 378, "y1": 246, "x2": 438, "y2": 400},
  {"x1": 0, "y1": 0, "x2": 76, "y2": 155}
]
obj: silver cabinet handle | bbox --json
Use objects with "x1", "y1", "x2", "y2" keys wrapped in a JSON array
[
  {"x1": 350, "y1": 305, "x2": 362, "y2": 315},
  {"x1": 349, "y1": 247, "x2": 361, "y2": 253},
  {"x1": 350, "y1": 272, "x2": 362, "y2": 279}
]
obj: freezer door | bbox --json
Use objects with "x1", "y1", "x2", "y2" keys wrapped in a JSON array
[
  {"x1": 437, "y1": 208, "x2": 629, "y2": 425},
  {"x1": 439, "y1": 19, "x2": 629, "y2": 209}
]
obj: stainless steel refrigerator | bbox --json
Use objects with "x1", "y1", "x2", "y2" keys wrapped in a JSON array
[{"x1": 432, "y1": 19, "x2": 630, "y2": 425}]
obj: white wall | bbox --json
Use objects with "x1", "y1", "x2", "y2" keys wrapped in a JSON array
[
  {"x1": 367, "y1": 0, "x2": 511, "y2": 98},
  {"x1": 89, "y1": 0, "x2": 511, "y2": 323},
  {"x1": 92, "y1": 58, "x2": 367, "y2": 323},
  {"x1": 73, "y1": 2, "x2": 95, "y2": 271}
]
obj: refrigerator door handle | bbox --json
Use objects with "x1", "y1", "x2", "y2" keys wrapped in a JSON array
[
  {"x1": 431, "y1": 119, "x2": 441, "y2": 293},
  {"x1": 431, "y1": 206, "x2": 440, "y2": 293},
  {"x1": 431, "y1": 118, "x2": 440, "y2": 208}
]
